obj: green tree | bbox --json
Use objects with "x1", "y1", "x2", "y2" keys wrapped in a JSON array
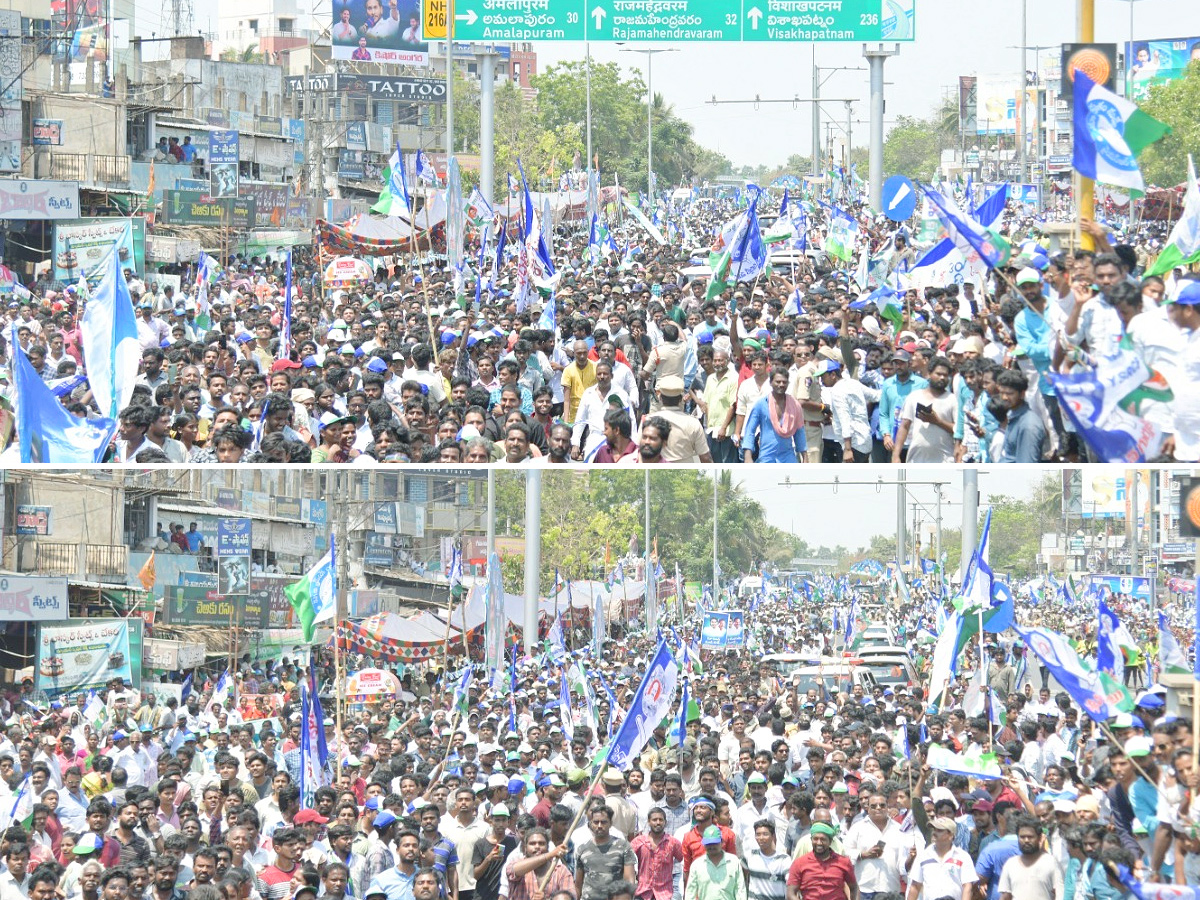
[
  {"x1": 1138, "y1": 61, "x2": 1200, "y2": 187},
  {"x1": 882, "y1": 114, "x2": 944, "y2": 182},
  {"x1": 220, "y1": 44, "x2": 263, "y2": 63},
  {"x1": 881, "y1": 95, "x2": 959, "y2": 183}
]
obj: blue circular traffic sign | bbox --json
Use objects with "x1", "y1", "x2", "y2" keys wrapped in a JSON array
[{"x1": 882, "y1": 175, "x2": 917, "y2": 222}]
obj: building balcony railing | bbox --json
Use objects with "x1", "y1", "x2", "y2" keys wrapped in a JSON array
[
  {"x1": 28, "y1": 541, "x2": 129, "y2": 579},
  {"x1": 34, "y1": 153, "x2": 130, "y2": 187}
]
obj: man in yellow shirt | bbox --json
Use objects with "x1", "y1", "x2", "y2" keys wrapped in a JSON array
[
  {"x1": 699, "y1": 349, "x2": 738, "y2": 463},
  {"x1": 561, "y1": 340, "x2": 596, "y2": 424}
]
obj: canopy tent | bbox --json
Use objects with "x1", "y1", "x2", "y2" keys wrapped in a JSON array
[
  {"x1": 316, "y1": 216, "x2": 435, "y2": 256},
  {"x1": 332, "y1": 610, "x2": 462, "y2": 663}
]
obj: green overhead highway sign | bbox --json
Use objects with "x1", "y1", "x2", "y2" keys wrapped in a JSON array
[{"x1": 427, "y1": 0, "x2": 915, "y2": 43}]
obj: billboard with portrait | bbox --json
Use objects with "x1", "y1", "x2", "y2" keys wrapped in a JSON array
[
  {"x1": 1126, "y1": 36, "x2": 1200, "y2": 102},
  {"x1": 331, "y1": 0, "x2": 429, "y2": 66}
]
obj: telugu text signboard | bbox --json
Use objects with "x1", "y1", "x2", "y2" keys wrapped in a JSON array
[
  {"x1": 0, "y1": 576, "x2": 69, "y2": 622},
  {"x1": 431, "y1": 0, "x2": 914, "y2": 42},
  {"x1": 36, "y1": 619, "x2": 135, "y2": 699},
  {"x1": 216, "y1": 518, "x2": 252, "y2": 557},
  {"x1": 160, "y1": 191, "x2": 257, "y2": 229},
  {"x1": 163, "y1": 585, "x2": 268, "y2": 628}
]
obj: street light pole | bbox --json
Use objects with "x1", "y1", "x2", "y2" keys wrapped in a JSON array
[
  {"x1": 1021, "y1": 0, "x2": 1028, "y2": 184},
  {"x1": 618, "y1": 47, "x2": 677, "y2": 192}
]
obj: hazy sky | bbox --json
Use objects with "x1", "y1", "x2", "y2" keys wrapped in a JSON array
[
  {"x1": 536, "y1": 0, "x2": 1200, "y2": 168},
  {"x1": 719, "y1": 466, "x2": 1047, "y2": 554},
  {"x1": 143, "y1": 1, "x2": 1199, "y2": 168}
]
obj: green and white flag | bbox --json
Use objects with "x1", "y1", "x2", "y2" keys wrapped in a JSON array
[
  {"x1": 286, "y1": 540, "x2": 336, "y2": 643},
  {"x1": 1147, "y1": 155, "x2": 1200, "y2": 276},
  {"x1": 622, "y1": 197, "x2": 666, "y2": 245},
  {"x1": 926, "y1": 745, "x2": 1003, "y2": 780},
  {"x1": 1158, "y1": 611, "x2": 1190, "y2": 675}
]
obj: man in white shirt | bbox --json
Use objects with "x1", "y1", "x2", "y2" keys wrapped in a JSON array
[
  {"x1": 570, "y1": 362, "x2": 630, "y2": 461},
  {"x1": 907, "y1": 817, "x2": 978, "y2": 900},
  {"x1": 844, "y1": 789, "x2": 906, "y2": 895},
  {"x1": 819, "y1": 361, "x2": 878, "y2": 463}
]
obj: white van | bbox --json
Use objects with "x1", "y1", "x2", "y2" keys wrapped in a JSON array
[{"x1": 762, "y1": 654, "x2": 878, "y2": 696}]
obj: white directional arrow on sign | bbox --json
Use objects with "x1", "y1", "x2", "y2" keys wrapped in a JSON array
[
  {"x1": 887, "y1": 180, "x2": 912, "y2": 212},
  {"x1": 591, "y1": 6, "x2": 606, "y2": 28},
  {"x1": 746, "y1": 6, "x2": 762, "y2": 28},
  {"x1": 455, "y1": 9, "x2": 478, "y2": 24}
]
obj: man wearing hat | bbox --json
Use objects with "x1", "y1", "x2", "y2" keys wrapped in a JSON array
[
  {"x1": 680, "y1": 796, "x2": 735, "y2": 881},
  {"x1": 906, "y1": 816, "x2": 978, "y2": 900},
  {"x1": 877, "y1": 347, "x2": 927, "y2": 461},
  {"x1": 640, "y1": 322, "x2": 688, "y2": 413},
  {"x1": 600, "y1": 768, "x2": 637, "y2": 840},
  {"x1": 683, "y1": 825, "x2": 745, "y2": 900},
  {"x1": 653, "y1": 376, "x2": 712, "y2": 463}
]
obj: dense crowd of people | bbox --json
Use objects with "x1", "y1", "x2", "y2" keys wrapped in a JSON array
[
  {"x1": 0, "y1": 569, "x2": 1195, "y2": 900},
  {"x1": 2, "y1": 188, "x2": 1198, "y2": 464}
]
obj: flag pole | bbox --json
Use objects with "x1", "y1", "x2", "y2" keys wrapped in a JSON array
[
  {"x1": 1077, "y1": 0, "x2": 1096, "y2": 251},
  {"x1": 539, "y1": 757, "x2": 611, "y2": 891},
  {"x1": 459, "y1": 581, "x2": 471, "y2": 661}
]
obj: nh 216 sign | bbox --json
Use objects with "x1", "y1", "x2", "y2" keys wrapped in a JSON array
[{"x1": 433, "y1": 0, "x2": 915, "y2": 42}]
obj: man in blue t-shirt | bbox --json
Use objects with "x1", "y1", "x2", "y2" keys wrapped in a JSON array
[{"x1": 185, "y1": 523, "x2": 204, "y2": 553}]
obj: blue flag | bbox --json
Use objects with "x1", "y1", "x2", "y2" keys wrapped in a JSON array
[
  {"x1": 538, "y1": 295, "x2": 557, "y2": 333},
  {"x1": 508, "y1": 648, "x2": 518, "y2": 733},
  {"x1": 491, "y1": 220, "x2": 507, "y2": 291},
  {"x1": 671, "y1": 675, "x2": 690, "y2": 746},
  {"x1": 729, "y1": 189, "x2": 767, "y2": 283},
  {"x1": 1097, "y1": 600, "x2": 1125, "y2": 680},
  {"x1": 474, "y1": 227, "x2": 489, "y2": 308},
  {"x1": 415, "y1": 148, "x2": 437, "y2": 185},
  {"x1": 15, "y1": 343, "x2": 117, "y2": 463},
  {"x1": 1014, "y1": 624, "x2": 1116, "y2": 723},
  {"x1": 298, "y1": 666, "x2": 330, "y2": 808},
  {"x1": 921, "y1": 185, "x2": 1012, "y2": 270},
  {"x1": 80, "y1": 230, "x2": 140, "y2": 418},
  {"x1": 278, "y1": 249, "x2": 293, "y2": 361},
  {"x1": 1050, "y1": 367, "x2": 1165, "y2": 462},
  {"x1": 179, "y1": 673, "x2": 193, "y2": 704},
  {"x1": 591, "y1": 583, "x2": 604, "y2": 657},
  {"x1": 606, "y1": 640, "x2": 679, "y2": 770},
  {"x1": 559, "y1": 666, "x2": 574, "y2": 732},
  {"x1": 451, "y1": 664, "x2": 473, "y2": 714}
]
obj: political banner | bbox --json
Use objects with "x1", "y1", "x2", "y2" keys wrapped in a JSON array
[
  {"x1": 1126, "y1": 36, "x2": 1200, "y2": 102},
  {"x1": 36, "y1": 619, "x2": 134, "y2": 699},
  {"x1": 1087, "y1": 574, "x2": 1153, "y2": 603},
  {"x1": 330, "y1": 0, "x2": 429, "y2": 67},
  {"x1": 726, "y1": 610, "x2": 746, "y2": 647},
  {"x1": 700, "y1": 610, "x2": 746, "y2": 649}
]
